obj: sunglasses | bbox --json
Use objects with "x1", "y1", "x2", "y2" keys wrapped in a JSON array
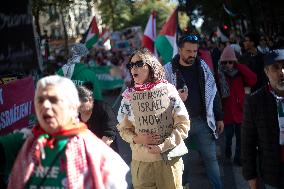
[
  {"x1": 126, "y1": 60, "x2": 145, "y2": 69},
  {"x1": 183, "y1": 35, "x2": 199, "y2": 42},
  {"x1": 221, "y1": 61, "x2": 235, "y2": 65}
]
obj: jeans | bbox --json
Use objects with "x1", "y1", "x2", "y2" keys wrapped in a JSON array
[
  {"x1": 224, "y1": 123, "x2": 241, "y2": 162},
  {"x1": 182, "y1": 117, "x2": 223, "y2": 189}
]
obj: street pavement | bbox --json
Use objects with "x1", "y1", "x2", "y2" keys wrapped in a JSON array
[{"x1": 104, "y1": 90, "x2": 250, "y2": 189}]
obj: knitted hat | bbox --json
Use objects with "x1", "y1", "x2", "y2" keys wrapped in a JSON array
[{"x1": 220, "y1": 46, "x2": 238, "y2": 62}]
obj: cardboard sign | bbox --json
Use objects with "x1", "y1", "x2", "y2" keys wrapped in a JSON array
[
  {"x1": 0, "y1": 76, "x2": 35, "y2": 135},
  {"x1": 130, "y1": 86, "x2": 173, "y2": 142}
]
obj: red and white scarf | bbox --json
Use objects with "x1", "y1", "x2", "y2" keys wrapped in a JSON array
[
  {"x1": 7, "y1": 123, "x2": 129, "y2": 189},
  {"x1": 123, "y1": 79, "x2": 168, "y2": 100}
]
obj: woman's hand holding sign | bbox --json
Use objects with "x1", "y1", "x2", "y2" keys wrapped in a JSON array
[
  {"x1": 178, "y1": 85, "x2": 188, "y2": 102},
  {"x1": 133, "y1": 133, "x2": 160, "y2": 145},
  {"x1": 146, "y1": 144, "x2": 162, "y2": 154},
  {"x1": 132, "y1": 133, "x2": 162, "y2": 154}
]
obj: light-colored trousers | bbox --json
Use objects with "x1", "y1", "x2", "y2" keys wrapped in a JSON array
[{"x1": 131, "y1": 157, "x2": 183, "y2": 189}]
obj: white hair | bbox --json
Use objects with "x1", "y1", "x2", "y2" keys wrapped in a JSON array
[{"x1": 35, "y1": 75, "x2": 80, "y2": 108}]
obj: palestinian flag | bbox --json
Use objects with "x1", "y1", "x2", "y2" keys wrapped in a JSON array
[
  {"x1": 142, "y1": 11, "x2": 156, "y2": 54},
  {"x1": 85, "y1": 16, "x2": 99, "y2": 49},
  {"x1": 155, "y1": 8, "x2": 178, "y2": 64},
  {"x1": 98, "y1": 28, "x2": 110, "y2": 45}
]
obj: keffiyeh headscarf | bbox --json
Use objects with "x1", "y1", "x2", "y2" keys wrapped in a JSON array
[
  {"x1": 67, "y1": 43, "x2": 89, "y2": 64},
  {"x1": 63, "y1": 43, "x2": 89, "y2": 78}
]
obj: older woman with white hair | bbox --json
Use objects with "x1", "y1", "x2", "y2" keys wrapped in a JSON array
[{"x1": 0, "y1": 75, "x2": 129, "y2": 189}]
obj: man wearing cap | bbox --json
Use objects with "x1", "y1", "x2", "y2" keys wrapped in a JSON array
[
  {"x1": 242, "y1": 49, "x2": 284, "y2": 189},
  {"x1": 57, "y1": 43, "x2": 103, "y2": 100},
  {"x1": 164, "y1": 34, "x2": 224, "y2": 189}
]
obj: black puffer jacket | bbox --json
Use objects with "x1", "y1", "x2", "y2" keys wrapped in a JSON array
[{"x1": 241, "y1": 85, "x2": 282, "y2": 188}]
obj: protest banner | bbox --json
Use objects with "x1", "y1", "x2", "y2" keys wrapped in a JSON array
[
  {"x1": 130, "y1": 86, "x2": 173, "y2": 142},
  {"x1": 0, "y1": 0, "x2": 40, "y2": 76},
  {"x1": 91, "y1": 65, "x2": 124, "y2": 90},
  {"x1": 0, "y1": 77, "x2": 35, "y2": 135}
]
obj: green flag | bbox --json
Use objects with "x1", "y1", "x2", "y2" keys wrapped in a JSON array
[
  {"x1": 85, "y1": 17, "x2": 99, "y2": 49},
  {"x1": 155, "y1": 8, "x2": 178, "y2": 64}
]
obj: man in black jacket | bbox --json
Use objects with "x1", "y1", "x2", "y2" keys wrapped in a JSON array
[{"x1": 242, "y1": 49, "x2": 284, "y2": 189}]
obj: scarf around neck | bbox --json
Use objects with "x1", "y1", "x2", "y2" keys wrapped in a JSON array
[
  {"x1": 223, "y1": 67, "x2": 238, "y2": 77},
  {"x1": 7, "y1": 122, "x2": 127, "y2": 189},
  {"x1": 123, "y1": 79, "x2": 168, "y2": 100},
  {"x1": 170, "y1": 54, "x2": 218, "y2": 137}
]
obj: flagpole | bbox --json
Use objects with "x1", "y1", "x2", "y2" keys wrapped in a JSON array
[{"x1": 176, "y1": 6, "x2": 179, "y2": 45}]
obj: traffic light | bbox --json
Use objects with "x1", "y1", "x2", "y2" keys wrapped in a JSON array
[{"x1": 223, "y1": 24, "x2": 228, "y2": 30}]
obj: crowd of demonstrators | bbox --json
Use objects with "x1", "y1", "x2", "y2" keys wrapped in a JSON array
[
  {"x1": 242, "y1": 50, "x2": 284, "y2": 189},
  {"x1": 88, "y1": 48, "x2": 129, "y2": 67},
  {"x1": 218, "y1": 46, "x2": 257, "y2": 166},
  {"x1": 165, "y1": 35, "x2": 224, "y2": 189},
  {"x1": 156, "y1": 30, "x2": 283, "y2": 189},
  {"x1": 183, "y1": 31, "x2": 283, "y2": 189},
  {"x1": 117, "y1": 49, "x2": 190, "y2": 189},
  {"x1": 0, "y1": 75, "x2": 129, "y2": 188},
  {"x1": 77, "y1": 83, "x2": 119, "y2": 152},
  {"x1": 2, "y1": 27, "x2": 284, "y2": 189}
]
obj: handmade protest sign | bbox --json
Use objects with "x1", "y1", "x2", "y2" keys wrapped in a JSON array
[{"x1": 130, "y1": 86, "x2": 173, "y2": 142}]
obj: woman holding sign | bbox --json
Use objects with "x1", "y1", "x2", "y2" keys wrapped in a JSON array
[{"x1": 117, "y1": 48, "x2": 190, "y2": 189}]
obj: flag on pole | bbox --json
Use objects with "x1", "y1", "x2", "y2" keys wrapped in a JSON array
[
  {"x1": 85, "y1": 16, "x2": 100, "y2": 49},
  {"x1": 155, "y1": 8, "x2": 178, "y2": 64},
  {"x1": 98, "y1": 27, "x2": 110, "y2": 45},
  {"x1": 142, "y1": 11, "x2": 157, "y2": 54}
]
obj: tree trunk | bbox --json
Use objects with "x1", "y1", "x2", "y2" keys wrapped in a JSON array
[
  {"x1": 59, "y1": 7, "x2": 69, "y2": 57},
  {"x1": 109, "y1": 0, "x2": 115, "y2": 31}
]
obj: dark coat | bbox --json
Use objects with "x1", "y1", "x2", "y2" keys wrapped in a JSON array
[
  {"x1": 86, "y1": 100, "x2": 118, "y2": 140},
  {"x1": 241, "y1": 85, "x2": 282, "y2": 188}
]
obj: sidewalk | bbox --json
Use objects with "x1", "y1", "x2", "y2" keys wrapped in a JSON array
[{"x1": 116, "y1": 133, "x2": 250, "y2": 189}]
